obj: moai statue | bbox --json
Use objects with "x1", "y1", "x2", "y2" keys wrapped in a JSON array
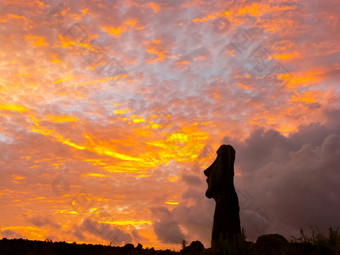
[{"x1": 204, "y1": 145, "x2": 241, "y2": 247}]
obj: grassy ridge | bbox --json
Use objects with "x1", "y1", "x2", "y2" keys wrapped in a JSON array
[{"x1": 1, "y1": 228, "x2": 339, "y2": 255}]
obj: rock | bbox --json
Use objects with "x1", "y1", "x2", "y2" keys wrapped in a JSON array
[
  {"x1": 181, "y1": 241, "x2": 204, "y2": 255},
  {"x1": 204, "y1": 145, "x2": 241, "y2": 247},
  {"x1": 122, "y1": 243, "x2": 134, "y2": 253},
  {"x1": 252, "y1": 234, "x2": 289, "y2": 255},
  {"x1": 148, "y1": 247, "x2": 156, "y2": 255}
]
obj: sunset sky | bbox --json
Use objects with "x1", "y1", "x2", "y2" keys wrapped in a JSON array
[{"x1": 0, "y1": 0, "x2": 340, "y2": 250}]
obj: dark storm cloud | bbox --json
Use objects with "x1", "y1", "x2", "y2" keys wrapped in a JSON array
[
  {"x1": 0, "y1": 229, "x2": 24, "y2": 239},
  {"x1": 28, "y1": 216, "x2": 61, "y2": 229},
  {"x1": 131, "y1": 229, "x2": 145, "y2": 243},
  {"x1": 80, "y1": 219, "x2": 132, "y2": 245},
  {"x1": 173, "y1": 187, "x2": 215, "y2": 244},
  {"x1": 72, "y1": 228, "x2": 86, "y2": 241},
  {"x1": 221, "y1": 108, "x2": 340, "y2": 239},
  {"x1": 182, "y1": 174, "x2": 203, "y2": 186},
  {"x1": 150, "y1": 207, "x2": 185, "y2": 244}
]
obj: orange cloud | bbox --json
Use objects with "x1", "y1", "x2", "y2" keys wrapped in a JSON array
[
  {"x1": 81, "y1": 172, "x2": 108, "y2": 178},
  {"x1": 175, "y1": 60, "x2": 190, "y2": 68},
  {"x1": 193, "y1": 14, "x2": 218, "y2": 23},
  {"x1": 102, "y1": 26, "x2": 124, "y2": 37},
  {"x1": 0, "y1": 104, "x2": 29, "y2": 113},
  {"x1": 145, "y1": 39, "x2": 169, "y2": 62},
  {"x1": 46, "y1": 114, "x2": 78, "y2": 123},
  {"x1": 25, "y1": 35, "x2": 48, "y2": 47},
  {"x1": 273, "y1": 51, "x2": 301, "y2": 61},
  {"x1": 165, "y1": 201, "x2": 179, "y2": 205},
  {"x1": 147, "y1": 3, "x2": 161, "y2": 13}
]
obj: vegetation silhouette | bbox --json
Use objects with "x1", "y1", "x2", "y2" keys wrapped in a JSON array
[{"x1": 1, "y1": 228, "x2": 340, "y2": 255}]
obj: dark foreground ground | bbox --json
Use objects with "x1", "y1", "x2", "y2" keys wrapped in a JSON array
[{"x1": 1, "y1": 232, "x2": 339, "y2": 255}]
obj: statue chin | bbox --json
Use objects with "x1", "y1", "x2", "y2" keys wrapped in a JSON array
[{"x1": 205, "y1": 190, "x2": 213, "y2": 199}]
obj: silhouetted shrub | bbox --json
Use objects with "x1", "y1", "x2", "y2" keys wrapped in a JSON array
[
  {"x1": 252, "y1": 234, "x2": 289, "y2": 255},
  {"x1": 181, "y1": 240, "x2": 204, "y2": 255},
  {"x1": 1, "y1": 228, "x2": 340, "y2": 255}
]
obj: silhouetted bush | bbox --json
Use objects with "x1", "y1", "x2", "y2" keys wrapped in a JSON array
[{"x1": 1, "y1": 228, "x2": 339, "y2": 255}]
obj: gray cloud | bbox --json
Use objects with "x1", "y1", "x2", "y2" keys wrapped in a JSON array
[
  {"x1": 150, "y1": 207, "x2": 185, "y2": 244},
  {"x1": 222, "y1": 109, "x2": 340, "y2": 240},
  {"x1": 80, "y1": 218, "x2": 132, "y2": 245},
  {"x1": 0, "y1": 229, "x2": 24, "y2": 239},
  {"x1": 182, "y1": 174, "x2": 203, "y2": 186},
  {"x1": 173, "y1": 187, "x2": 214, "y2": 246},
  {"x1": 72, "y1": 228, "x2": 86, "y2": 241},
  {"x1": 28, "y1": 216, "x2": 61, "y2": 229}
]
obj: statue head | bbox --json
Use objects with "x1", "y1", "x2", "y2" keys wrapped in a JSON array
[{"x1": 204, "y1": 145, "x2": 236, "y2": 200}]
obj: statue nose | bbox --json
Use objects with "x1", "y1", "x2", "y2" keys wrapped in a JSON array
[
  {"x1": 204, "y1": 158, "x2": 216, "y2": 177},
  {"x1": 204, "y1": 166, "x2": 212, "y2": 177}
]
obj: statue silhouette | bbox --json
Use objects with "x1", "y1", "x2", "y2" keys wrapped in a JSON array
[{"x1": 204, "y1": 145, "x2": 241, "y2": 247}]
